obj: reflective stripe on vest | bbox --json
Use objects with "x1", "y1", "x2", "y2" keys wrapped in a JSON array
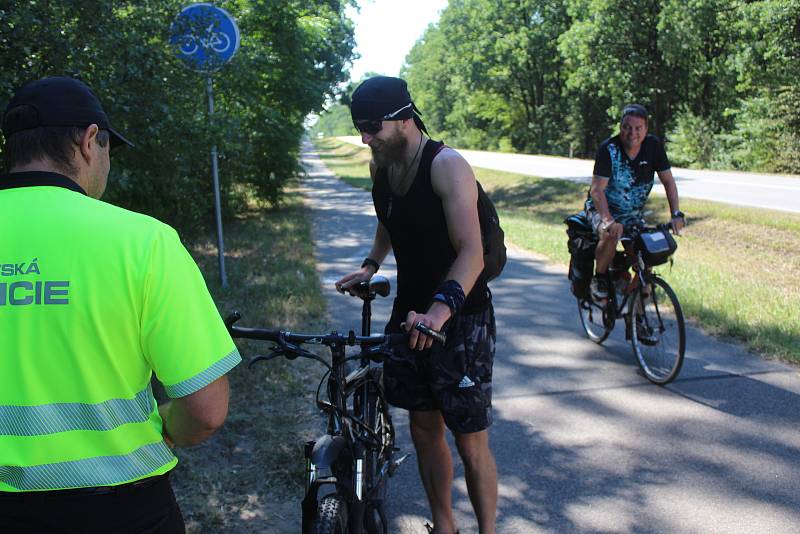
[
  {"x1": 163, "y1": 349, "x2": 240, "y2": 398},
  {"x1": 0, "y1": 441, "x2": 174, "y2": 491},
  {"x1": 0, "y1": 386, "x2": 153, "y2": 436}
]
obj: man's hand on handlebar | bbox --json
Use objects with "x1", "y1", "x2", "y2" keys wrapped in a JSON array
[
  {"x1": 402, "y1": 307, "x2": 448, "y2": 351},
  {"x1": 670, "y1": 215, "x2": 685, "y2": 236}
]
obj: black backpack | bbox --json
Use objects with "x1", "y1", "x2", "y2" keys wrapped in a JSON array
[
  {"x1": 429, "y1": 143, "x2": 506, "y2": 281},
  {"x1": 477, "y1": 181, "x2": 507, "y2": 281}
]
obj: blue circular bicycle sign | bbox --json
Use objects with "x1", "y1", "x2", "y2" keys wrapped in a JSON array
[{"x1": 169, "y1": 3, "x2": 240, "y2": 72}]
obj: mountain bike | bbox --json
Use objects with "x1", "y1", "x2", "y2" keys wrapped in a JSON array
[
  {"x1": 226, "y1": 275, "x2": 444, "y2": 533},
  {"x1": 576, "y1": 222, "x2": 686, "y2": 384}
]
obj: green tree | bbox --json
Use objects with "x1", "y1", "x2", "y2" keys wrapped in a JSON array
[
  {"x1": 405, "y1": 0, "x2": 572, "y2": 153},
  {"x1": 560, "y1": 0, "x2": 679, "y2": 145},
  {"x1": 0, "y1": 0, "x2": 356, "y2": 232}
]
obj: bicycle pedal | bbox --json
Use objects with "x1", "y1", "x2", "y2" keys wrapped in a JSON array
[{"x1": 389, "y1": 453, "x2": 411, "y2": 476}]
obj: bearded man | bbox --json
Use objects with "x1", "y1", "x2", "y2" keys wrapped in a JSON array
[{"x1": 336, "y1": 76, "x2": 497, "y2": 534}]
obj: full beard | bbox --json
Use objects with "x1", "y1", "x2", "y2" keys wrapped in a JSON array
[{"x1": 370, "y1": 130, "x2": 408, "y2": 168}]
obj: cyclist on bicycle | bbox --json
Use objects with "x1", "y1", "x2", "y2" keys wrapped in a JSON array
[
  {"x1": 586, "y1": 104, "x2": 685, "y2": 302},
  {"x1": 336, "y1": 76, "x2": 497, "y2": 534}
]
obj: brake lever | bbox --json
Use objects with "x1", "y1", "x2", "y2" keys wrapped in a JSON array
[{"x1": 248, "y1": 348, "x2": 283, "y2": 368}]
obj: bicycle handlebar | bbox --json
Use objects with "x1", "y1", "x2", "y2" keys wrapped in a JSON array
[{"x1": 224, "y1": 312, "x2": 446, "y2": 368}]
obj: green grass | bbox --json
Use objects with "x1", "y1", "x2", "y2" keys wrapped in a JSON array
[
  {"x1": 313, "y1": 137, "x2": 800, "y2": 364},
  {"x1": 171, "y1": 191, "x2": 327, "y2": 532}
]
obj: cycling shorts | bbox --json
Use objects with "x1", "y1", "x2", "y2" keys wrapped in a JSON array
[{"x1": 383, "y1": 305, "x2": 495, "y2": 434}]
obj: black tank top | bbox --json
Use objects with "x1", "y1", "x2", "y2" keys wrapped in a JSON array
[{"x1": 372, "y1": 140, "x2": 490, "y2": 330}]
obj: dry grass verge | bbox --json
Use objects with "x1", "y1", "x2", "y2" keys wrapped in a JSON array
[{"x1": 167, "y1": 193, "x2": 327, "y2": 532}]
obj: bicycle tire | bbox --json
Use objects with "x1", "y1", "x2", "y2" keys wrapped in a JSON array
[
  {"x1": 577, "y1": 297, "x2": 611, "y2": 344},
  {"x1": 347, "y1": 369, "x2": 392, "y2": 533},
  {"x1": 363, "y1": 374, "x2": 392, "y2": 534},
  {"x1": 314, "y1": 494, "x2": 348, "y2": 534},
  {"x1": 629, "y1": 276, "x2": 685, "y2": 384}
]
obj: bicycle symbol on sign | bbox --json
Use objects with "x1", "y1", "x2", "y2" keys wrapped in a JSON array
[{"x1": 179, "y1": 24, "x2": 231, "y2": 55}]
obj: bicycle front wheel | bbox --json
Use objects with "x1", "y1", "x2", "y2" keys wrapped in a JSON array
[
  {"x1": 629, "y1": 276, "x2": 685, "y2": 384},
  {"x1": 314, "y1": 494, "x2": 348, "y2": 534},
  {"x1": 577, "y1": 298, "x2": 611, "y2": 344},
  {"x1": 363, "y1": 372, "x2": 392, "y2": 534}
]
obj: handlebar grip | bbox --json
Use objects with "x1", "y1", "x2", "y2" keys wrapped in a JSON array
[
  {"x1": 228, "y1": 325, "x2": 281, "y2": 341},
  {"x1": 414, "y1": 322, "x2": 447, "y2": 345}
]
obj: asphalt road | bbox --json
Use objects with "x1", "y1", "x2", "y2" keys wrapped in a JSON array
[
  {"x1": 300, "y1": 143, "x2": 800, "y2": 533},
  {"x1": 338, "y1": 136, "x2": 800, "y2": 214}
]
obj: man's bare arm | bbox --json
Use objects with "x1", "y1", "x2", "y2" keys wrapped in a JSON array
[
  {"x1": 159, "y1": 376, "x2": 229, "y2": 448},
  {"x1": 589, "y1": 175, "x2": 613, "y2": 224},
  {"x1": 405, "y1": 148, "x2": 483, "y2": 340},
  {"x1": 657, "y1": 169, "x2": 684, "y2": 233},
  {"x1": 335, "y1": 160, "x2": 393, "y2": 292}
]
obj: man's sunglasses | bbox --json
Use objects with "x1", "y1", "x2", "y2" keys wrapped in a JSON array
[{"x1": 353, "y1": 102, "x2": 413, "y2": 135}]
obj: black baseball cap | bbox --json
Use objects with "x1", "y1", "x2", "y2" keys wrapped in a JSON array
[{"x1": 2, "y1": 76, "x2": 134, "y2": 148}]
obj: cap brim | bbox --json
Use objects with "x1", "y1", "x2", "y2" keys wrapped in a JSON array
[{"x1": 108, "y1": 126, "x2": 134, "y2": 148}]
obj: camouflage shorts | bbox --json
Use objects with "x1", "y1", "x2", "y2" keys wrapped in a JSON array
[{"x1": 383, "y1": 305, "x2": 496, "y2": 434}]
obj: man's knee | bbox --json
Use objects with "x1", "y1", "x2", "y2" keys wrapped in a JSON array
[
  {"x1": 596, "y1": 230, "x2": 618, "y2": 248},
  {"x1": 453, "y1": 430, "x2": 492, "y2": 466},
  {"x1": 410, "y1": 410, "x2": 446, "y2": 443}
]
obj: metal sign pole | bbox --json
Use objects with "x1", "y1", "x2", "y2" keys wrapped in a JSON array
[
  {"x1": 207, "y1": 74, "x2": 228, "y2": 288},
  {"x1": 170, "y1": 3, "x2": 239, "y2": 289}
]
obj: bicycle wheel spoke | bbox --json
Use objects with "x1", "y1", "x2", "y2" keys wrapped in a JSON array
[{"x1": 630, "y1": 277, "x2": 686, "y2": 384}]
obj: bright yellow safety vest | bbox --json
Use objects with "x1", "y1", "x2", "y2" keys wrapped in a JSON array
[{"x1": 0, "y1": 172, "x2": 240, "y2": 491}]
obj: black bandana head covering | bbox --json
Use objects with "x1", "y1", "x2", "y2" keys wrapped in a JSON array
[{"x1": 350, "y1": 76, "x2": 428, "y2": 134}]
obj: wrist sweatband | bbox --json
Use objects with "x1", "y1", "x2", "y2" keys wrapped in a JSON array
[
  {"x1": 361, "y1": 258, "x2": 380, "y2": 272},
  {"x1": 431, "y1": 279, "x2": 465, "y2": 316}
]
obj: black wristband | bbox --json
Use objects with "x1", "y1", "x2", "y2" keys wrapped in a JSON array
[
  {"x1": 361, "y1": 258, "x2": 380, "y2": 272},
  {"x1": 431, "y1": 279, "x2": 465, "y2": 316},
  {"x1": 672, "y1": 210, "x2": 685, "y2": 219}
]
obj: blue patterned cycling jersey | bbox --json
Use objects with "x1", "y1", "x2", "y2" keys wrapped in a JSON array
[{"x1": 585, "y1": 134, "x2": 670, "y2": 225}]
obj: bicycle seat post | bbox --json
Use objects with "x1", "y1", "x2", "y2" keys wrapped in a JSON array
[{"x1": 361, "y1": 292, "x2": 375, "y2": 337}]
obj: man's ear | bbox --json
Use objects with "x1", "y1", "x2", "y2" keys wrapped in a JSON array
[{"x1": 78, "y1": 124, "x2": 100, "y2": 163}]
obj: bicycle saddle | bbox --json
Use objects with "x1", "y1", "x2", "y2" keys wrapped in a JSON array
[{"x1": 351, "y1": 275, "x2": 390, "y2": 299}]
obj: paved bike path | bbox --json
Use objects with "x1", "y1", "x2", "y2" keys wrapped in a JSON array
[{"x1": 299, "y1": 142, "x2": 800, "y2": 534}]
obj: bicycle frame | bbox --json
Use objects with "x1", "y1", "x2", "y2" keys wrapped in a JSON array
[
  {"x1": 227, "y1": 275, "x2": 433, "y2": 533},
  {"x1": 301, "y1": 278, "x2": 393, "y2": 534},
  {"x1": 582, "y1": 230, "x2": 662, "y2": 334}
]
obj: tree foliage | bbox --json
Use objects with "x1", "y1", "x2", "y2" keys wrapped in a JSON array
[
  {"x1": 394, "y1": 0, "x2": 800, "y2": 173},
  {"x1": 0, "y1": 0, "x2": 356, "y2": 233}
]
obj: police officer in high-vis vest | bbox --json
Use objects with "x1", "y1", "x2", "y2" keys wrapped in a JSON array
[{"x1": 0, "y1": 77, "x2": 240, "y2": 532}]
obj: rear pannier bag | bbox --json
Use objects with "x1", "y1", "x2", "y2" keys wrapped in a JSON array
[
  {"x1": 564, "y1": 212, "x2": 596, "y2": 299},
  {"x1": 636, "y1": 228, "x2": 677, "y2": 266}
]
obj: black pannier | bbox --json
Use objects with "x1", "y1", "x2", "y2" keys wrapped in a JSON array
[
  {"x1": 636, "y1": 227, "x2": 677, "y2": 266},
  {"x1": 564, "y1": 212, "x2": 596, "y2": 299}
]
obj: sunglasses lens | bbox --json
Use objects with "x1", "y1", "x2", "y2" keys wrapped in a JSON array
[{"x1": 354, "y1": 120, "x2": 382, "y2": 135}]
